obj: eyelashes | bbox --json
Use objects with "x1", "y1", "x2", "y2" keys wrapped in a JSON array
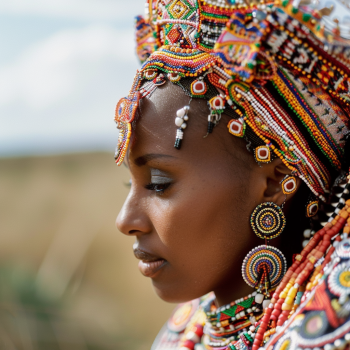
[
  {"x1": 145, "y1": 182, "x2": 172, "y2": 194},
  {"x1": 125, "y1": 179, "x2": 172, "y2": 194}
]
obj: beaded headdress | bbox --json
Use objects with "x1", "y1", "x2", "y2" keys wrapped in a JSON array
[{"x1": 115, "y1": 0, "x2": 350, "y2": 202}]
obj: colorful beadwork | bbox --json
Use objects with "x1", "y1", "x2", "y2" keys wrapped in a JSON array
[
  {"x1": 328, "y1": 263, "x2": 350, "y2": 298},
  {"x1": 168, "y1": 72, "x2": 182, "y2": 82},
  {"x1": 250, "y1": 202, "x2": 286, "y2": 240},
  {"x1": 115, "y1": 0, "x2": 350, "y2": 202},
  {"x1": 306, "y1": 200, "x2": 319, "y2": 218},
  {"x1": 281, "y1": 176, "x2": 297, "y2": 195},
  {"x1": 116, "y1": 3, "x2": 350, "y2": 350},
  {"x1": 254, "y1": 146, "x2": 271, "y2": 164},
  {"x1": 227, "y1": 118, "x2": 245, "y2": 138},
  {"x1": 241, "y1": 245, "x2": 287, "y2": 290},
  {"x1": 175, "y1": 105, "x2": 190, "y2": 149},
  {"x1": 335, "y1": 239, "x2": 350, "y2": 259},
  {"x1": 191, "y1": 79, "x2": 207, "y2": 96}
]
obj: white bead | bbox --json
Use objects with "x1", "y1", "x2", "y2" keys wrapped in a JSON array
[
  {"x1": 345, "y1": 333, "x2": 350, "y2": 343},
  {"x1": 263, "y1": 299, "x2": 271, "y2": 309},
  {"x1": 334, "y1": 339, "x2": 345, "y2": 350},
  {"x1": 186, "y1": 331, "x2": 200, "y2": 344},
  {"x1": 250, "y1": 316, "x2": 256, "y2": 324},
  {"x1": 184, "y1": 115, "x2": 189, "y2": 121},
  {"x1": 181, "y1": 123, "x2": 187, "y2": 129},
  {"x1": 175, "y1": 117, "x2": 184, "y2": 127},
  {"x1": 194, "y1": 344, "x2": 205, "y2": 350},
  {"x1": 255, "y1": 293, "x2": 264, "y2": 304},
  {"x1": 177, "y1": 108, "x2": 185, "y2": 118},
  {"x1": 239, "y1": 311, "x2": 245, "y2": 318}
]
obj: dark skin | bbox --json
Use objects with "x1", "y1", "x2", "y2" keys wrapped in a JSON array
[{"x1": 116, "y1": 81, "x2": 303, "y2": 306}]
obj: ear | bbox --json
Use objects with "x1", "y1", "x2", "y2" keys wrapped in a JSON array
[{"x1": 260, "y1": 158, "x2": 302, "y2": 208}]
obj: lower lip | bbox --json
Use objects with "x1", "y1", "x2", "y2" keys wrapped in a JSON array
[{"x1": 138, "y1": 259, "x2": 166, "y2": 278}]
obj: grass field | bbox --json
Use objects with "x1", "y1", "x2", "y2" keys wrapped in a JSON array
[{"x1": 0, "y1": 152, "x2": 174, "y2": 350}]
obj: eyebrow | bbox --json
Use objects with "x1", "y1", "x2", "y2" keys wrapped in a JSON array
[{"x1": 134, "y1": 153, "x2": 175, "y2": 166}]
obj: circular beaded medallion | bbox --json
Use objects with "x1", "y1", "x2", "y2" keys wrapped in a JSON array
[
  {"x1": 336, "y1": 239, "x2": 350, "y2": 258},
  {"x1": 241, "y1": 245, "x2": 286, "y2": 289},
  {"x1": 250, "y1": 202, "x2": 286, "y2": 240},
  {"x1": 328, "y1": 263, "x2": 350, "y2": 297}
]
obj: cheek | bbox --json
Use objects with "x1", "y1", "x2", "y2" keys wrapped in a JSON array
[{"x1": 148, "y1": 171, "x2": 255, "y2": 284}]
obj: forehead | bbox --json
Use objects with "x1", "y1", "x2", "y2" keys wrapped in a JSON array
[{"x1": 127, "y1": 81, "x2": 251, "y2": 167}]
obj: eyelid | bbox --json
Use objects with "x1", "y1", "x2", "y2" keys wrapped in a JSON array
[{"x1": 150, "y1": 175, "x2": 173, "y2": 184}]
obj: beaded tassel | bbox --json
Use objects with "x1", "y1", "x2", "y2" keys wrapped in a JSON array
[{"x1": 174, "y1": 106, "x2": 190, "y2": 150}]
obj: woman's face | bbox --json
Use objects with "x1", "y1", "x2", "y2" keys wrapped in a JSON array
[{"x1": 116, "y1": 82, "x2": 285, "y2": 305}]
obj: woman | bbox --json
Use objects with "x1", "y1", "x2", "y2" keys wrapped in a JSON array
[{"x1": 115, "y1": 0, "x2": 350, "y2": 349}]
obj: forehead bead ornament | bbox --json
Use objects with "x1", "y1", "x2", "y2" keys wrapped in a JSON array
[
  {"x1": 191, "y1": 78, "x2": 208, "y2": 96},
  {"x1": 255, "y1": 145, "x2": 271, "y2": 163},
  {"x1": 168, "y1": 72, "x2": 182, "y2": 83},
  {"x1": 227, "y1": 118, "x2": 246, "y2": 138},
  {"x1": 174, "y1": 105, "x2": 190, "y2": 150},
  {"x1": 144, "y1": 69, "x2": 157, "y2": 80},
  {"x1": 204, "y1": 95, "x2": 226, "y2": 137}
]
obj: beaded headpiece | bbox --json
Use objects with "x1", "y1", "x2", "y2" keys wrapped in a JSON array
[{"x1": 115, "y1": 0, "x2": 350, "y2": 202}]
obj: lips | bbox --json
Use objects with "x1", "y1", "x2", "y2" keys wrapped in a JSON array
[{"x1": 133, "y1": 246, "x2": 166, "y2": 278}]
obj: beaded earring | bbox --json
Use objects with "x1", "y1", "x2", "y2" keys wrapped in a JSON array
[
  {"x1": 250, "y1": 202, "x2": 286, "y2": 240},
  {"x1": 174, "y1": 105, "x2": 190, "y2": 149},
  {"x1": 241, "y1": 202, "x2": 287, "y2": 303}
]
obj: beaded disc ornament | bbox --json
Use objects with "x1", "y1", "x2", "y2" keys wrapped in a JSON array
[
  {"x1": 336, "y1": 239, "x2": 350, "y2": 259},
  {"x1": 250, "y1": 202, "x2": 286, "y2": 240},
  {"x1": 242, "y1": 245, "x2": 287, "y2": 289},
  {"x1": 328, "y1": 263, "x2": 350, "y2": 299}
]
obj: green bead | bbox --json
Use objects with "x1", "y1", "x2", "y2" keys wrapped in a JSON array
[
  {"x1": 291, "y1": 7, "x2": 298, "y2": 14},
  {"x1": 302, "y1": 13, "x2": 311, "y2": 22}
]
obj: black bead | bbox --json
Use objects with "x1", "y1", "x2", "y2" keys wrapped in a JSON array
[{"x1": 174, "y1": 138, "x2": 182, "y2": 150}]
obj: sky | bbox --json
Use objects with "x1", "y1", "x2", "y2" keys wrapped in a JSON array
[
  {"x1": 1, "y1": 0, "x2": 349, "y2": 157},
  {"x1": 0, "y1": 0, "x2": 144, "y2": 156}
]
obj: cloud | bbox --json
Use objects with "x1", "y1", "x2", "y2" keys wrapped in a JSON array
[
  {"x1": 0, "y1": 25, "x2": 140, "y2": 155},
  {"x1": 0, "y1": 25, "x2": 137, "y2": 109},
  {"x1": 0, "y1": 0, "x2": 145, "y2": 21}
]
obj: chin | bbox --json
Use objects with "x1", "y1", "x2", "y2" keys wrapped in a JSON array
[{"x1": 151, "y1": 279, "x2": 206, "y2": 304}]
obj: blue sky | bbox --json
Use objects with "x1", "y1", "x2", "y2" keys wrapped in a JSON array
[{"x1": 0, "y1": 0, "x2": 144, "y2": 156}]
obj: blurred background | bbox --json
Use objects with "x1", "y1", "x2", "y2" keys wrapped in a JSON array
[{"x1": 0, "y1": 1, "x2": 174, "y2": 349}]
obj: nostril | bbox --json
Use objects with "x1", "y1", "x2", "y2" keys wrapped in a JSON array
[{"x1": 128, "y1": 230, "x2": 139, "y2": 235}]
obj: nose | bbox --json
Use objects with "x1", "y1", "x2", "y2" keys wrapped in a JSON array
[{"x1": 116, "y1": 190, "x2": 152, "y2": 236}]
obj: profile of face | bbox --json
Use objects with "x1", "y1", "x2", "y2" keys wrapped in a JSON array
[{"x1": 116, "y1": 82, "x2": 301, "y2": 306}]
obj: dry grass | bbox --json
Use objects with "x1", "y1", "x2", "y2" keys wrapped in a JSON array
[{"x1": 0, "y1": 152, "x2": 174, "y2": 349}]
